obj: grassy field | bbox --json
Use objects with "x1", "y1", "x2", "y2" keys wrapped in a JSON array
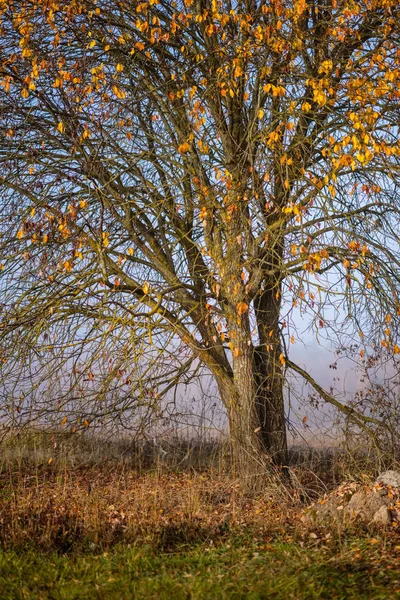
[
  {"x1": 1, "y1": 534, "x2": 400, "y2": 599},
  {"x1": 0, "y1": 440, "x2": 400, "y2": 599}
]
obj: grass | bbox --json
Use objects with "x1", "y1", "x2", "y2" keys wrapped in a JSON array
[
  {"x1": 1, "y1": 535, "x2": 400, "y2": 599},
  {"x1": 1, "y1": 435, "x2": 400, "y2": 599}
]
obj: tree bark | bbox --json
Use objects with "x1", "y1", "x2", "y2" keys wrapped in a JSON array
[
  {"x1": 253, "y1": 344, "x2": 288, "y2": 467},
  {"x1": 218, "y1": 350, "x2": 267, "y2": 481},
  {"x1": 254, "y1": 283, "x2": 288, "y2": 469},
  {"x1": 216, "y1": 294, "x2": 288, "y2": 484}
]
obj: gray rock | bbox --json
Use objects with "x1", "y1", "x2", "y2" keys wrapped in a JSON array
[
  {"x1": 372, "y1": 505, "x2": 392, "y2": 526},
  {"x1": 345, "y1": 490, "x2": 390, "y2": 521},
  {"x1": 305, "y1": 474, "x2": 400, "y2": 527},
  {"x1": 346, "y1": 491, "x2": 365, "y2": 516},
  {"x1": 375, "y1": 470, "x2": 400, "y2": 488},
  {"x1": 306, "y1": 488, "x2": 357, "y2": 524}
]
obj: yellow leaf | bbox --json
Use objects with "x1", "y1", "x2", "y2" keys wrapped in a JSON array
[
  {"x1": 17, "y1": 229, "x2": 24, "y2": 239},
  {"x1": 143, "y1": 281, "x2": 150, "y2": 294},
  {"x1": 57, "y1": 121, "x2": 64, "y2": 134},
  {"x1": 313, "y1": 89, "x2": 326, "y2": 106},
  {"x1": 116, "y1": 63, "x2": 124, "y2": 72},
  {"x1": 112, "y1": 85, "x2": 126, "y2": 99},
  {"x1": 258, "y1": 108, "x2": 264, "y2": 119},
  {"x1": 21, "y1": 88, "x2": 29, "y2": 98},
  {"x1": 178, "y1": 142, "x2": 191, "y2": 153},
  {"x1": 128, "y1": 247, "x2": 134, "y2": 256}
]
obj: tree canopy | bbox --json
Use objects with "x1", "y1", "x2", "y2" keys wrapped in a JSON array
[{"x1": 1, "y1": 0, "x2": 400, "y2": 472}]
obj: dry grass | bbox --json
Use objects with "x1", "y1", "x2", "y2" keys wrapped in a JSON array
[
  {"x1": 2, "y1": 434, "x2": 400, "y2": 598},
  {"x1": 0, "y1": 428, "x2": 397, "y2": 553},
  {"x1": 0, "y1": 463, "x2": 296, "y2": 553},
  {"x1": 2, "y1": 462, "x2": 400, "y2": 599}
]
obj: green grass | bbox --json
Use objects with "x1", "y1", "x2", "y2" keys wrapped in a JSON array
[{"x1": 1, "y1": 536, "x2": 399, "y2": 600}]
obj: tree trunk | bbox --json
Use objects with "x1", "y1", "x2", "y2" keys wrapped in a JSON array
[
  {"x1": 253, "y1": 344, "x2": 288, "y2": 467},
  {"x1": 217, "y1": 337, "x2": 288, "y2": 484},
  {"x1": 254, "y1": 284, "x2": 288, "y2": 468},
  {"x1": 218, "y1": 352, "x2": 267, "y2": 481},
  {"x1": 216, "y1": 280, "x2": 288, "y2": 484}
]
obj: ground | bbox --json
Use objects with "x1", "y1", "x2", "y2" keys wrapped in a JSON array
[
  {"x1": 2, "y1": 534, "x2": 400, "y2": 599},
  {"x1": 0, "y1": 454, "x2": 400, "y2": 599}
]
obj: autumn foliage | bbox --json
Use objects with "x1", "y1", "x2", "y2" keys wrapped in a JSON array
[{"x1": 1, "y1": 0, "x2": 400, "y2": 475}]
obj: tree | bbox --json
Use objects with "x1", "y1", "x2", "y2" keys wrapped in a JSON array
[{"x1": 1, "y1": 0, "x2": 400, "y2": 477}]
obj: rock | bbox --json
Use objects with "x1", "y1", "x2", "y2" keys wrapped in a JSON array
[
  {"x1": 346, "y1": 491, "x2": 365, "y2": 516},
  {"x1": 375, "y1": 470, "x2": 400, "y2": 488},
  {"x1": 345, "y1": 490, "x2": 390, "y2": 522},
  {"x1": 305, "y1": 483, "x2": 358, "y2": 524},
  {"x1": 305, "y1": 477, "x2": 400, "y2": 527},
  {"x1": 372, "y1": 505, "x2": 392, "y2": 526}
]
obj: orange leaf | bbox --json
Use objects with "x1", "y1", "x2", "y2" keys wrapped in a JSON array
[
  {"x1": 236, "y1": 302, "x2": 249, "y2": 316},
  {"x1": 178, "y1": 142, "x2": 191, "y2": 153}
]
